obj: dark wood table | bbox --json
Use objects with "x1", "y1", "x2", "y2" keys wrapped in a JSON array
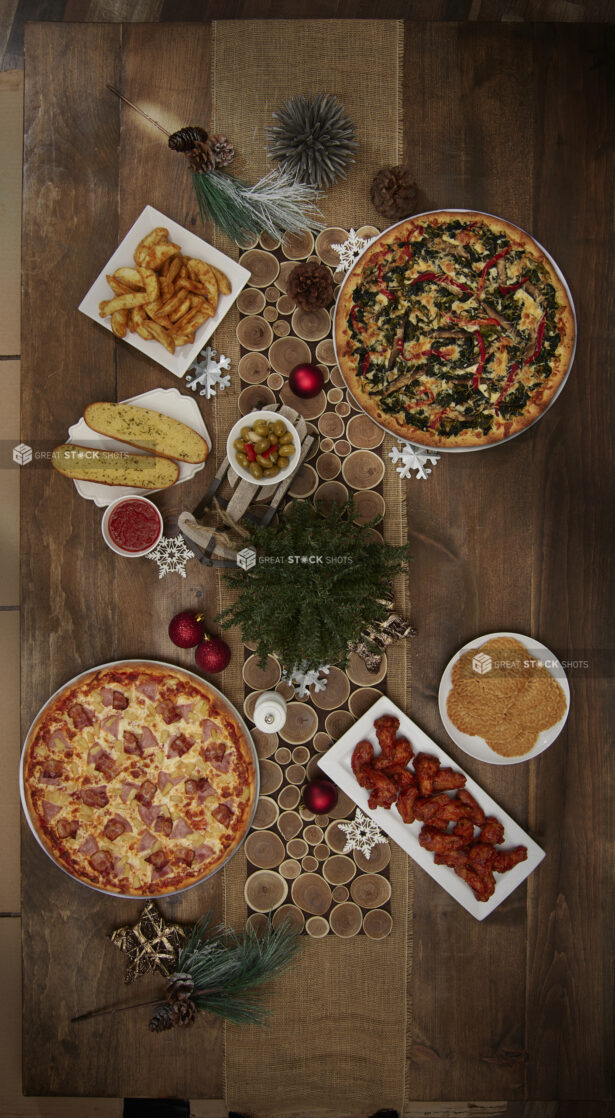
[{"x1": 21, "y1": 19, "x2": 613, "y2": 1108}]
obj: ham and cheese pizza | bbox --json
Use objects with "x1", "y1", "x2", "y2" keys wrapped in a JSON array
[
  {"x1": 334, "y1": 211, "x2": 575, "y2": 449},
  {"x1": 21, "y1": 661, "x2": 257, "y2": 896}
]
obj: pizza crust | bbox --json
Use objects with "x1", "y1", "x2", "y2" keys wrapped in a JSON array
[{"x1": 334, "y1": 211, "x2": 575, "y2": 450}]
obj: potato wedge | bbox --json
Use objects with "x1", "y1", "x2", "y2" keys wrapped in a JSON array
[
  {"x1": 113, "y1": 266, "x2": 143, "y2": 290},
  {"x1": 145, "y1": 319, "x2": 175, "y2": 354},
  {"x1": 100, "y1": 292, "x2": 149, "y2": 315},
  {"x1": 210, "y1": 264, "x2": 231, "y2": 295},
  {"x1": 137, "y1": 266, "x2": 159, "y2": 302},
  {"x1": 111, "y1": 309, "x2": 128, "y2": 338}
]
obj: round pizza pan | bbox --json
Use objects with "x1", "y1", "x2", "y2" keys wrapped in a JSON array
[
  {"x1": 20, "y1": 659, "x2": 260, "y2": 898},
  {"x1": 332, "y1": 209, "x2": 577, "y2": 453}
]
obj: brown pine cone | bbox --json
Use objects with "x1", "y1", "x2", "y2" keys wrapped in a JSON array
[
  {"x1": 168, "y1": 126, "x2": 209, "y2": 152},
  {"x1": 149, "y1": 1003, "x2": 175, "y2": 1032},
  {"x1": 169, "y1": 999, "x2": 198, "y2": 1028},
  {"x1": 187, "y1": 140, "x2": 216, "y2": 174},
  {"x1": 287, "y1": 261, "x2": 335, "y2": 312},
  {"x1": 370, "y1": 165, "x2": 417, "y2": 221},
  {"x1": 166, "y1": 972, "x2": 195, "y2": 1003},
  {"x1": 209, "y1": 134, "x2": 235, "y2": 168}
]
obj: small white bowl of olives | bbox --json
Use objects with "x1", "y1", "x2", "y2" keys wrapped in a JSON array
[{"x1": 226, "y1": 410, "x2": 301, "y2": 485}]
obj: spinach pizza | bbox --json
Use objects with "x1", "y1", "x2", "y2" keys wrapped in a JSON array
[
  {"x1": 334, "y1": 211, "x2": 575, "y2": 449},
  {"x1": 21, "y1": 661, "x2": 257, "y2": 896}
]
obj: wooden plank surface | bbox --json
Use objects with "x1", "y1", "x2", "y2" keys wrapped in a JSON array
[
  {"x1": 404, "y1": 21, "x2": 614, "y2": 1105},
  {"x1": 19, "y1": 18, "x2": 613, "y2": 1105}
]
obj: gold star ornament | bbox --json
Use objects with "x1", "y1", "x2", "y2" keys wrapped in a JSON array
[{"x1": 110, "y1": 900, "x2": 187, "y2": 984}]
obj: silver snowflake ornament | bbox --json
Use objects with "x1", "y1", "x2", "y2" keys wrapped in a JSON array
[
  {"x1": 185, "y1": 346, "x2": 231, "y2": 399},
  {"x1": 389, "y1": 441, "x2": 441, "y2": 481},
  {"x1": 331, "y1": 228, "x2": 374, "y2": 275},
  {"x1": 338, "y1": 809, "x2": 388, "y2": 859},
  {"x1": 146, "y1": 535, "x2": 194, "y2": 579},
  {"x1": 280, "y1": 661, "x2": 331, "y2": 699}
]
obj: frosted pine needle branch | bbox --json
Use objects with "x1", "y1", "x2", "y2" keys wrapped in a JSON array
[{"x1": 193, "y1": 167, "x2": 324, "y2": 244}]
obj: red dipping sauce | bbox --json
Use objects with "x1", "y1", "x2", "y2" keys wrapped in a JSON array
[{"x1": 107, "y1": 499, "x2": 162, "y2": 553}]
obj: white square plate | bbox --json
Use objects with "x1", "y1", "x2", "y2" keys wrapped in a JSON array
[
  {"x1": 67, "y1": 386, "x2": 211, "y2": 507},
  {"x1": 317, "y1": 695, "x2": 545, "y2": 920},
  {"x1": 78, "y1": 205, "x2": 250, "y2": 377}
]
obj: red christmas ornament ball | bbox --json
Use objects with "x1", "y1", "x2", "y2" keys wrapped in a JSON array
[
  {"x1": 195, "y1": 635, "x2": 231, "y2": 674},
  {"x1": 288, "y1": 362, "x2": 324, "y2": 399},
  {"x1": 303, "y1": 777, "x2": 338, "y2": 814},
  {"x1": 168, "y1": 610, "x2": 206, "y2": 649}
]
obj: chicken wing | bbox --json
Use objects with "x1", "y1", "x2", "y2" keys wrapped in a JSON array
[
  {"x1": 413, "y1": 753, "x2": 441, "y2": 795},
  {"x1": 374, "y1": 715, "x2": 400, "y2": 759},
  {"x1": 373, "y1": 736, "x2": 414, "y2": 770},
  {"x1": 492, "y1": 845, "x2": 528, "y2": 873},
  {"x1": 480, "y1": 817, "x2": 505, "y2": 845},
  {"x1": 456, "y1": 788, "x2": 486, "y2": 826},
  {"x1": 351, "y1": 740, "x2": 374, "y2": 788},
  {"x1": 397, "y1": 783, "x2": 420, "y2": 823},
  {"x1": 431, "y1": 767, "x2": 467, "y2": 792},
  {"x1": 366, "y1": 769, "x2": 398, "y2": 810}
]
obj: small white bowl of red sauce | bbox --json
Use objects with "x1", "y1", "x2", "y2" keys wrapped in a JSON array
[{"x1": 101, "y1": 496, "x2": 163, "y2": 557}]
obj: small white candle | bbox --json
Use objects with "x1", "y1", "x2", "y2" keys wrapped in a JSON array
[{"x1": 253, "y1": 690, "x2": 287, "y2": 732}]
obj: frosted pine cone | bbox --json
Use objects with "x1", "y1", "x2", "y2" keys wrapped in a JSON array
[
  {"x1": 166, "y1": 972, "x2": 195, "y2": 1002},
  {"x1": 209, "y1": 134, "x2": 234, "y2": 168}
]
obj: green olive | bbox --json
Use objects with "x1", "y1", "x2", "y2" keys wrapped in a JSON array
[
  {"x1": 256, "y1": 454, "x2": 272, "y2": 468},
  {"x1": 262, "y1": 466, "x2": 280, "y2": 479},
  {"x1": 277, "y1": 456, "x2": 289, "y2": 470},
  {"x1": 233, "y1": 437, "x2": 246, "y2": 452},
  {"x1": 283, "y1": 443, "x2": 295, "y2": 457},
  {"x1": 279, "y1": 432, "x2": 294, "y2": 445},
  {"x1": 253, "y1": 438, "x2": 269, "y2": 454},
  {"x1": 253, "y1": 421, "x2": 269, "y2": 436},
  {"x1": 236, "y1": 452, "x2": 250, "y2": 468},
  {"x1": 273, "y1": 419, "x2": 286, "y2": 437},
  {"x1": 249, "y1": 461, "x2": 263, "y2": 479},
  {"x1": 240, "y1": 426, "x2": 252, "y2": 440}
]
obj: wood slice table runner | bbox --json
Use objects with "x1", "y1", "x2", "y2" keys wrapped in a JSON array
[{"x1": 212, "y1": 20, "x2": 411, "y2": 1117}]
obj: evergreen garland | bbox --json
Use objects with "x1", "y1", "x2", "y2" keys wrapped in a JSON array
[{"x1": 218, "y1": 499, "x2": 409, "y2": 672}]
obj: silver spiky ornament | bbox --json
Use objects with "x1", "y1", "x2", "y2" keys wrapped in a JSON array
[{"x1": 266, "y1": 93, "x2": 358, "y2": 191}]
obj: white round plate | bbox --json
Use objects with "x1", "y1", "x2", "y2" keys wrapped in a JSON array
[
  {"x1": 226, "y1": 410, "x2": 301, "y2": 485},
  {"x1": 67, "y1": 387, "x2": 211, "y2": 507},
  {"x1": 332, "y1": 209, "x2": 577, "y2": 453},
  {"x1": 438, "y1": 631, "x2": 570, "y2": 765}
]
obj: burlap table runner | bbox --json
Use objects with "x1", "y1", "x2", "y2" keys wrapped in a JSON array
[{"x1": 213, "y1": 21, "x2": 411, "y2": 1116}]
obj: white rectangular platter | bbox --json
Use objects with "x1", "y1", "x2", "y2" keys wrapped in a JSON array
[
  {"x1": 78, "y1": 204, "x2": 250, "y2": 377},
  {"x1": 317, "y1": 694, "x2": 545, "y2": 920}
]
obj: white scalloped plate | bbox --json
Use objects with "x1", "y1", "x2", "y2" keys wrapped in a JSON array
[{"x1": 67, "y1": 387, "x2": 211, "y2": 507}]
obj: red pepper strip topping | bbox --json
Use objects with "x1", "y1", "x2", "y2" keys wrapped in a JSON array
[
  {"x1": 472, "y1": 333, "x2": 487, "y2": 390},
  {"x1": 262, "y1": 444, "x2": 278, "y2": 458},
  {"x1": 243, "y1": 442, "x2": 256, "y2": 462},
  {"x1": 494, "y1": 362, "x2": 519, "y2": 415},
  {"x1": 360, "y1": 353, "x2": 371, "y2": 376},
  {"x1": 429, "y1": 407, "x2": 449, "y2": 429},
  {"x1": 410, "y1": 272, "x2": 472, "y2": 293},
  {"x1": 477, "y1": 247, "x2": 511, "y2": 295},
  {"x1": 499, "y1": 277, "x2": 528, "y2": 295},
  {"x1": 524, "y1": 314, "x2": 546, "y2": 365}
]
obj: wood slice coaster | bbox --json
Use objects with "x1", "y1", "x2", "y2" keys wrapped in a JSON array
[
  {"x1": 305, "y1": 756, "x2": 321, "y2": 781},
  {"x1": 259, "y1": 759, "x2": 283, "y2": 796},
  {"x1": 288, "y1": 463, "x2": 318, "y2": 498},
  {"x1": 236, "y1": 316, "x2": 274, "y2": 352},
  {"x1": 239, "y1": 384, "x2": 276, "y2": 414},
  {"x1": 357, "y1": 225, "x2": 380, "y2": 239},
  {"x1": 278, "y1": 785, "x2": 301, "y2": 811},
  {"x1": 273, "y1": 904, "x2": 304, "y2": 932},
  {"x1": 282, "y1": 230, "x2": 314, "y2": 259},
  {"x1": 251, "y1": 729, "x2": 278, "y2": 759},
  {"x1": 292, "y1": 873, "x2": 332, "y2": 914},
  {"x1": 245, "y1": 869, "x2": 287, "y2": 912},
  {"x1": 247, "y1": 912, "x2": 269, "y2": 932},
  {"x1": 312, "y1": 666, "x2": 350, "y2": 711},
  {"x1": 316, "y1": 452, "x2": 341, "y2": 481},
  {"x1": 354, "y1": 842, "x2": 391, "y2": 873},
  {"x1": 327, "y1": 387, "x2": 344, "y2": 405},
  {"x1": 350, "y1": 873, "x2": 392, "y2": 909},
  {"x1": 276, "y1": 680, "x2": 295, "y2": 702},
  {"x1": 285, "y1": 763, "x2": 306, "y2": 785},
  {"x1": 245, "y1": 830, "x2": 285, "y2": 870},
  {"x1": 346, "y1": 651, "x2": 387, "y2": 687},
  {"x1": 280, "y1": 384, "x2": 327, "y2": 420},
  {"x1": 314, "y1": 843, "x2": 330, "y2": 861},
  {"x1": 305, "y1": 916, "x2": 329, "y2": 938},
  {"x1": 313, "y1": 481, "x2": 349, "y2": 515},
  {"x1": 301, "y1": 855, "x2": 318, "y2": 873},
  {"x1": 317, "y1": 363, "x2": 330, "y2": 383},
  {"x1": 251, "y1": 796, "x2": 279, "y2": 830},
  {"x1": 314, "y1": 733, "x2": 332, "y2": 753},
  {"x1": 274, "y1": 261, "x2": 297, "y2": 293},
  {"x1": 334, "y1": 440, "x2": 351, "y2": 457},
  {"x1": 322, "y1": 854, "x2": 356, "y2": 885},
  {"x1": 352, "y1": 490, "x2": 386, "y2": 525},
  {"x1": 292, "y1": 306, "x2": 331, "y2": 342},
  {"x1": 267, "y1": 372, "x2": 284, "y2": 391},
  {"x1": 286, "y1": 837, "x2": 308, "y2": 859},
  {"x1": 335, "y1": 402, "x2": 352, "y2": 418},
  {"x1": 319, "y1": 437, "x2": 334, "y2": 452},
  {"x1": 265, "y1": 285, "x2": 279, "y2": 301},
  {"x1": 342, "y1": 449, "x2": 386, "y2": 490},
  {"x1": 332, "y1": 885, "x2": 349, "y2": 903},
  {"x1": 243, "y1": 690, "x2": 265, "y2": 721},
  {"x1": 274, "y1": 746, "x2": 292, "y2": 765},
  {"x1": 346, "y1": 413, "x2": 385, "y2": 449},
  {"x1": 278, "y1": 703, "x2": 318, "y2": 744},
  {"x1": 264, "y1": 306, "x2": 278, "y2": 323},
  {"x1": 278, "y1": 810, "x2": 302, "y2": 840},
  {"x1": 273, "y1": 320, "x2": 291, "y2": 337},
  {"x1": 315, "y1": 227, "x2": 347, "y2": 267},
  {"x1": 260, "y1": 233, "x2": 281, "y2": 251},
  {"x1": 240, "y1": 232, "x2": 260, "y2": 249},
  {"x1": 348, "y1": 687, "x2": 383, "y2": 719},
  {"x1": 362, "y1": 909, "x2": 393, "y2": 940},
  {"x1": 242, "y1": 653, "x2": 281, "y2": 691},
  {"x1": 325, "y1": 710, "x2": 354, "y2": 739},
  {"x1": 329, "y1": 902, "x2": 363, "y2": 938},
  {"x1": 237, "y1": 288, "x2": 266, "y2": 315},
  {"x1": 326, "y1": 788, "x2": 357, "y2": 819},
  {"x1": 315, "y1": 338, "x2": 336, "y2": 365},
  {"x1": 318, "y1": 412, "x2": 345, "y2": 439},
  {"x1": 279, "y1": 859, "x2": 302, "y2": 880},
  {"x1": 292, "y1": 746, "x2": 310, "y2": 764},
  {"x1": 239, "y1": 248, "x2": 280, "y2": 287},
  {"x1": 303, "y1": 824, "x2": 324, "y2": 845},
  {"x1": 276, "y1": 294, "x2": 296, "y2": 316},
  {"x1": 325, "y1": 822, "x2": 349, "y2": 853},
  {"x1": 330, "y1": 367, "x2": 345, "y2": 388},
  {"x1": 238, "y1": 352, "x2": 269, "y2": 384},
  {"x1": 269, "y1": 336, "x2": 311, "y2": 374}
]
